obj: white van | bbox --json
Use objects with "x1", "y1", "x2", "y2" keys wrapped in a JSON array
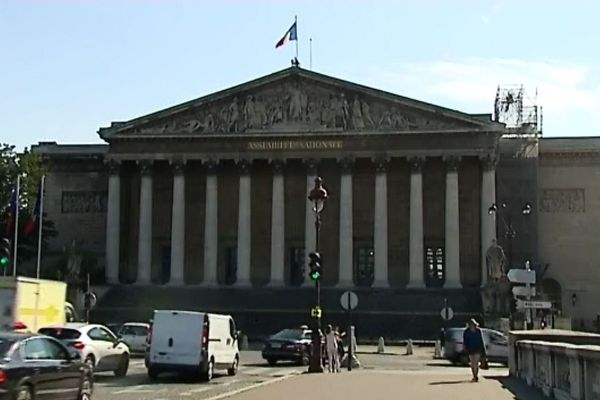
[{"x1": 145, "y1": 310, "x2": 240, "y2": 381}]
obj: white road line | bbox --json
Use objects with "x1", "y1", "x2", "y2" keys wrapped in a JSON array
[
  {"x1": 180, "y1": 387, "x2": 212, "y2": 397},
  {"x1": 202, "y1": 373, "x2": 297, "y2": 400}
]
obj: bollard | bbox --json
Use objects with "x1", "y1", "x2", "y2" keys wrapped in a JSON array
[
  {"x1": 377, "y1": 337, "x2": 385, "y2": 354},
  {"x1": 433, "y1": 340, "x2": 442, "y2": 359},
  {"x1": 405, "y1": 339, "x2": 413, "y2": 355},
  {"x1": 240, "y1": 334, "x2": 249, "y2": 350}
]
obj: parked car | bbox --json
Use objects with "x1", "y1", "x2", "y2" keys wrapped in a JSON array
[
  {"x1": 39, "y1": 322, "x2": 130, "y2": 376},
  {"x1": 262, "y1": 328, "x2": 313, "y2": 366},
  {"x1": 443, "y1": 327, "x2": 508, "y2": 365},
  {"x1": 118, "y1": 322, "x2": 149, "y2": 354},
  {"x1": 145, "y1": 310, "x2": 239, "y2": 381},
  {"x1": 0, "y1": 331, "x2": 93, "y2": 400}
]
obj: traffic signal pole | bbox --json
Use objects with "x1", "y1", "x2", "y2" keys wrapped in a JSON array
[{"x1": 308, "y1": 210, "x2": 324, "y2": 373}]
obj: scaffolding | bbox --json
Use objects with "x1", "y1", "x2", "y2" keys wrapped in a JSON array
[{"x1": 494, "y1": 85, "x2": 542, "y2": 137}]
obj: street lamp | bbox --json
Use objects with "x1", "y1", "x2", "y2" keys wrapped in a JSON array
[{"x1": 307, "y1": 176, "x2": 327, "y2": 374}]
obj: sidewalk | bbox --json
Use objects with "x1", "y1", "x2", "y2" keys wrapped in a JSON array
[{"x1": 228, "y1": 370, "x2": 549, "y2": 400}]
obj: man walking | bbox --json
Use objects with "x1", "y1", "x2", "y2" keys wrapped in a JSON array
[{"x1": 463, "y1": 318, "x2": 486, "y2": 382}]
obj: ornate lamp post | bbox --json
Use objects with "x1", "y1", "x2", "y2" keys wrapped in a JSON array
[{"x1": 307, "y1": 177, "x2": 327, "y2": 373}]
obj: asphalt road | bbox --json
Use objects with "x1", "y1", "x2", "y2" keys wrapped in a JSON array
[{"x1": 92, "y1": 347, "x2": 508, "y2": 400}]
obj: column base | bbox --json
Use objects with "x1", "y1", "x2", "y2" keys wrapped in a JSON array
[
  {"x1": 167, "y1": 279, "x2": 185, "y2": 286},
  {"x1": 372, "y1": 280, "x2": 390, "y2": 288},
  {"x1": 234, "y1": 280, "x2": 252, "y2": 288},
  {"x1": 444, "y1": 280, "x2": 462, "y2": 289},
  {"x1": 336, "y1": 280, "x2": 354, "y2": 288},
  {"x1": 201, "y1": 280, "x2": 219, "y2": 287},
  {"x1": 267, "y1": 280, "x2": 285, "y2": 288},
  {"x1": 406, "y1": 281, "x2": 426, "y2": 289},
  {"x1": 135, "y1": 279, "x2": 152, "y2": 286}
]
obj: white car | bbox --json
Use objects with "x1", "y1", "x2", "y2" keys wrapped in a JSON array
[
  {"x1": 39, "y1": 322, "x2": 131, "y2": 376},
  {"x1": 145, "y1": 310, "x2": 239, "y2": 381},
  {"x1": 118, "y1": 322, "x2": 149, "y2": 354}
]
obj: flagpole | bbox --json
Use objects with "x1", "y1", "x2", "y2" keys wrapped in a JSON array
[
  {"x1": 36, "y1": 175, "x2": 45, "y2": 279},
  {"x1": 309, "y1": 38, "x2": 313, "y2": 70},
  {"x1": 295, "y1": 15, "x2": 298, "y2": 61},
  {"x1": 12, "y1": 175, "x2": 20, "y2": 277}
]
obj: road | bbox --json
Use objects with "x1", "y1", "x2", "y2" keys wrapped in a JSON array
[{"x1": 92, "y1": 346, "x2": 509, "y2": 400}]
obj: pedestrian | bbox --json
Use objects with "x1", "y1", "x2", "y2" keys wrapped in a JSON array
[
  {"x1": 325, "y1": 325, "x2": 340, "y2": 373},
  {"x1": 334, "y1": 325, "x2": 345, "y2": 361},
  {"x1": 463, "y1": 318, "x2": 486, "y2": 382}
]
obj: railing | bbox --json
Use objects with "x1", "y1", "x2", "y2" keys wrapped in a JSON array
[{"x1": 513, "y1": 340, "x2": 600, "y2": 400}]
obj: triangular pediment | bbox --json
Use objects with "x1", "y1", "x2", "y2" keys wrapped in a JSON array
[{"x1": 99, "y1": 67, "x2": 501, "y2": 139}]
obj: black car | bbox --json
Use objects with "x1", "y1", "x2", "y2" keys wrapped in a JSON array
[
  {"x1": 0, "y1": 332, "x2": 93, "y2": 400},
  {"x1": 262, "y1": 328, "x2": 312, "y2": 366}
]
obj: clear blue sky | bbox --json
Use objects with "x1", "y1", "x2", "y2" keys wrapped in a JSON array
[{"x1": 2, "y1": 1, "x2": 599, "y2": 150}]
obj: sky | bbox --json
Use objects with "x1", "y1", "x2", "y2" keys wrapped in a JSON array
[{"x1": 1, "y1": 1, "x2": 599, "y2": 151}]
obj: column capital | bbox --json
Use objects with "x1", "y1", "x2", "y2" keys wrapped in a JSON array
[
  {"x1": 338, "y1": 157, "x2": 354, "y2": 173},
  {"x1": 303, "y1": 158, "x2": 319, "y2": 175},
  {"x1": 105, "y1": 159, "x2": 121, "y2": 175},
  {"x1": 137, "y1": 160, "x2": 153, "y2": 175},
  {"x1": 443, "y1": 155, "x2": 462, "y2": 172},
  {"x1": 203, "y1": 159, "x2": 220, "y2": 173},
  {"x1": 169, "y1": 159, "x2": 187, "y2": 175},
  {"x1": 408, "y1": 156, "x2": 426, "y2": 173},
  {"x1": 479, "y1": 154, "x2": 498, "y2": 171},
  {"x1": 269, "y1": 159, "x2": 286, "y2": 174},
  {"x1": 372, "y1": 156, "x2": 390, "y2": 173},
  {"x1": 236, "y1": 159, "x2": 252, "y2": 175}
]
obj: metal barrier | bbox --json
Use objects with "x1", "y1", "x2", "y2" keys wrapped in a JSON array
[{"x1": 513, "y1": 340, "x2": 600, "y2": 400}]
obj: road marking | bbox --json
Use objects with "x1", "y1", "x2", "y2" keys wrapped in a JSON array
[
  {"x1": 180, "y1": 387, "x2": 212, "y2": 397},
  {"x1": 201, "y1": 373, "x2": 297, "y2": 400},
  {"x1": 113, "y1": 385, "x2": 167, "y2": 395},
  {"x1": 242, "y1": 367, "x2": 266, "y2": 375}
]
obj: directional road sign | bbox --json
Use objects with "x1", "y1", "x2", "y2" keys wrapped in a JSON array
[
  {"x1": 507, "y1": 269, "x2": 536, "y2": 284},
  {"x1": 512, "y1": 286, "x2": 536, "y2": 297},
  {"x1": 340, "y1": 291, "x2": 359, "y2": 311},
  {"x1": 440, "y1": 306, "x2": 454, "y2": 320},
  {"x1": 516, "y1": 300, "x2": 552, "y2": 310}
]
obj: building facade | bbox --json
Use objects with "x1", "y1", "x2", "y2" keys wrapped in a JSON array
[{"x1": 30, "y1": 67, "x2": 600, "y2": 336}]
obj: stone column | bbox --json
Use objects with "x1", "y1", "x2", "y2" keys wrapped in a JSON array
[
  {"x1": 407, "y1": 157, "x2": 425, "y2": 289},
  {"x1": 303, "y1": 160, "x2": 318, "y2": 287},
  {"x1": 236, "y1": 160, "x2": 252, "y2": 287},
  {"x1": 105, "y1": 161, "x2": 120, "y2": 284},
  {"x1": 338, "y1": 158, "x2": 354, "y2": 287},
  {"x1": 268, "y1": 160, "x2": 285, "y2": 287},
  {"x1": 169, "y1": 160, "x2": 186, "y2": 285},
  {"x1": 444, "y1": 156, "x2": 461, "y2": 288},
  {"x1": 203, "y1": 161, "x2": 219, "y2": 286},
  {"x1": 373, "y1": 158, "x2": 389, "y2": 288},
  {"x1": 480, "y1": 155, "x2": 497, "y2": 287},
  {"x1": 137, "y1": 161, "x2": 153, "y2": 285}
]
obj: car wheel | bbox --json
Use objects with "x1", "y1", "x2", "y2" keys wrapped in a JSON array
[
  {"x1": 227, "y1": 355, "x2": 239, "y2": 376},
  {"x1": 202, "y1": 358, "x2": 214, "y2": 382},
  {"x1": 15, "y1": 385, "x2": 33, "y2": 400},
  {"x1": 114, "y1": 353, "x2": 129, "y2": 377},
  {"x1": 300, "y1": 351, "x2": 310, "y2": 366},
  {"x1": 147, "y1": 366, "x2": 159, "y2": 381},
  {"x1": 459, "y1": 354, "x2": 469, "y2": 366},
  {"x1": 267, "y1": 358, "x2": 277, "y2": 366},
  {"x1": 79, "y1": 374, "x2": 93, "y2": 400}
]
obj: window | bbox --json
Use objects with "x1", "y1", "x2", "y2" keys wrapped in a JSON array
[
  {"x1": 88, "y1": 327, "x2": 116, "y2": 342},
  {"x1": 119, "y1": 325, "x2": 148, "y2": 337},
  {"x1": 43, "y1": 339, "x2": 69, "y2": 360},
  {"x1": 24, "y1": 338, "x2": 52, "y2": 360},
  {"x1": 229, "y1": 318, "x2": 237, "y2": 338},
  {"x1": 355, "y1": 247, "x2": 374, "y2": 287},
  {"x1": 289, "y1": 247, "x2": 305, "y2": 286},
  {"x1": 425, "y1": 246, "x2": 445, "y2": 288},
  {"x1": 224, "y1": 246, "x2": 237, "y2": 285}
]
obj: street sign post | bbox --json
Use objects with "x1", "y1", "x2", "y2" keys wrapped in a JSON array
[
  {"x1": 512, "y1": 286, "x2": 536, "y2": 297},
  {"x1": 507, "y1": 269, "x2": 536, "y2": 284},
  {"x1": 517, "y1": 300, "x2": 552, "y2": 310}
]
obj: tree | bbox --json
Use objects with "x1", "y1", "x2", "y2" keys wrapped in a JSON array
[{"x1": 0, "y1": 143, "x2": 58, "y2": 268}]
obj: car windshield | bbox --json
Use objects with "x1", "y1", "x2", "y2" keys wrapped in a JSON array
[
  {"x1": 0, "y1": 338, "x2": 15, "y2": 357},
  {"x1": 447, "y1": 329, "x2": 464, "y2": 340},
  {"x1": 271, "y1": 329, "x2": 304, "y2": 340},
  {"x1": 39, "y1": 328, "x2": 82, "y2": 340},
  {"x1": 120, "y1": 325, "x2": 147, "y2": 336}
]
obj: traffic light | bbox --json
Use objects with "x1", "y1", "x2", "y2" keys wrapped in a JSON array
[
  {"x1": 1, "y1": 238, "x2": 11, "y2": 271},
  {"x1": 308, "y1": 252, "x2": 322, "y2": 282}
]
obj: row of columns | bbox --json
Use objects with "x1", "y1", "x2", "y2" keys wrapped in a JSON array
[{"x1": 105, "y1": 156, "x2": 497, "y2": 288}]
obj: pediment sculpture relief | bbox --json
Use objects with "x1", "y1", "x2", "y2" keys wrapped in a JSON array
[{"x1": 134, "y1": 80, "x2": 462, "y2": 135}]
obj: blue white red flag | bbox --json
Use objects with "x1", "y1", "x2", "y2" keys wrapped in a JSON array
[{"x1": 275, "y1": 21, "x2": 297, "y2": 49}]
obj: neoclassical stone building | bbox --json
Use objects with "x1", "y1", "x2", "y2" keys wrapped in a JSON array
[{"x1": 33, "y1": 66, "x2": 600, "y2": 337}]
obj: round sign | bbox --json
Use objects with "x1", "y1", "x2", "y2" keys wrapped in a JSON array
[
  {"x1": 340, "y1": 291, "x2": 359, "y2": 311},
  {"x1": 440, "y1": 306, "x2": 454, "y2": 320}
]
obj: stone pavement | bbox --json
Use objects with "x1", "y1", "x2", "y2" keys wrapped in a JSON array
[{"x1": 226, "y1": 369, "x2": 549, "y2": 400}]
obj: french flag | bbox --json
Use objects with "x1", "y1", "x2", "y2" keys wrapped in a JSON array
[
  {"x1": 24, "y1": 186, "x2": 41, "y2": 236},
  {"x1": 275, "y1": 21, "x2": 297, "y2": 49},
  {"x1": 4, "y1": 188, "x2": 17, "y2": 236}
]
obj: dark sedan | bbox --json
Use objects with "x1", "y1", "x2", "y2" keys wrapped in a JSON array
[
  {"x1": 0, "y1": 332, "x2": 93, "y2": 400},
  {"x1": 262, "y1": 328, "x2": 312, "y2": 366}
]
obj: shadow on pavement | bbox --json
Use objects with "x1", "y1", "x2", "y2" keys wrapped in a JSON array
[
  {"x1": 429, "y1": 379, "x2": 474, "y2": 385},
  {"x1": 243, "y1": 362, "x2": 301, "y2": 368},
  {"x1": 488, "y1": 375, "x2": 548, "y2": 400}
]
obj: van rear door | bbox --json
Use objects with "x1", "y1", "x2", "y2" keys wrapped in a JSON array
[{"x1": 150, "y1": 311, "x2": 205, "y2": 367}]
